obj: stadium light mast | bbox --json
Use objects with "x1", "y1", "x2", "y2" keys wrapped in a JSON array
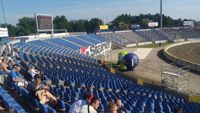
[
  {"x1": 160, "y1": 0, "x2": 163, "y2": 29},
  {"x1": 1, "y1": 0, "x2": 7, "y2": 27}
]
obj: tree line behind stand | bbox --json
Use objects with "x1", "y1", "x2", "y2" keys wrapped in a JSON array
[{"x1": 0, "y1": 13, "x2": 196, "y2": 37}]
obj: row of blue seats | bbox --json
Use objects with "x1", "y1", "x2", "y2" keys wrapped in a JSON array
[
  {"x1": 16, "y1": 40, "x2": 96, "y2": 64},
  {"x1": 136, "y1": 30, "x2": 153, "y2": 41},
  {"x1": 66, "y1": 36, "x2": 92, "y2": 47},
  {"x1": 14, "y1": 37, "x2": 200, "y2": 113},
  {"x1": 47, "y1": 38, "x2": 82, "y2": 49},
  {"x1": 0, "y1": 85, "x2": 26, "y2": 113},
  {"x1": 76, "y1": 35, "x2": 101, "y2": 44},
  {"x1": 38, "y1": 59, "x2": 200, "y2": 112}
]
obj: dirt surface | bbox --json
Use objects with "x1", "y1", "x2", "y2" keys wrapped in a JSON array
[
  {"x1": 105, "y1": 47, "x2": 200, "y2": 95},
  {"x1": 133, "y1": 47, "x2": 200, "y2": 95},
  {"x1": 167, "y1": 42, "x2": 200, "y2": 64}
]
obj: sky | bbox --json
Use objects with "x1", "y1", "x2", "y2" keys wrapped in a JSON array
[{"x1": 0, "y1": 0, "x2": 200, "y2": 25}]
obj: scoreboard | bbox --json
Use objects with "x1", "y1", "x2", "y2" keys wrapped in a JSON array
[{"x1": 36, "y1": 14, "x2": 53, "y2": 31}]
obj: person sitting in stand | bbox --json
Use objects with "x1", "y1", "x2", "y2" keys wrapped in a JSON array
[
  {"x1": 4, "y1": 43, "x2": 12, "y2": 56},
  {"x1": 9, "y1": 64, "x2": 28, "y2": 87},
  {"x1": 28, "y1": 65, "x2": 40, "y2": 79},
  {"x1": 174, "y1": 107, "x2": 183, "y2": 113},
  {"x1": 0, "y1": 104, "x2": 5, "y2": 112},
  {"x1": 12, "y1": 47, "x2": 20, "y2": 59},
  {"x1": 105, "y1": 102, "x2": 118, "y2": 113},
  {"x1": 32, "y1": 74, "x2": 57, "y2": 104},
  {"x1": 4, "y1": 53, "x2": 13, "y2": 64},
  {"x1": 7, "y1": 59, "x2": 15, "y2": 70},
  {"x1": 79, "y1": 98, "x2": 100, "y2": 113},
  {"x1": 114, "y1": 98, "x2": 125, "y2": 113},
  {"x1": 69, "y1": 93, "x2": 94, "y2": 113},
  {"x1": 1, "y1": 58, "x2": 10, "y2": 74}
]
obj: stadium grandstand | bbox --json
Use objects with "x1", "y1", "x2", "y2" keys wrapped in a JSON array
[
  {"x1": 1, "y1": 0, "x2": 200, "y2": 113},
  {"x1": 0, "y1": 30, "x2": 199, "y2": 112},
  {"x1": 98, "y1": 28, "x2": 200, "y2": 47}
]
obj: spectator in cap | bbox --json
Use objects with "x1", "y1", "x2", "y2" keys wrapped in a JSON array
[{"x1": 69, "y1": 93, "x2": 94, "y2": 113}]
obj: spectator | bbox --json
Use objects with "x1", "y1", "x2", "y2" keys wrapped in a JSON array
[
  {"x1": 4, "y1": 43, "x2": 12, "y2": 56},
  {"x1": 69, "y1": 93, "x2": 94, "y2": 113},
  {"x1": 13, "y1": 50, "x2": 19, "y2": 59},
  {"x1": 114, "y1": 98, "x2": 125, "y2": 113},
  {"x1": 4, "y1": 53, "x2": 13, "y2": 64},
  {"x1": 28, "y1": 65, "x2": 40, "y2": 79},
  {"x1": 174, "y1": 107, "x2": 183, "y2": 113},
  {"x1": 105, "y1": 102, "x2": 118, "y2": 113},
  {"x1": 0, "y1": 105, "x2": 5, "y2": 112},
  {"x1": 1, "y1": 43, "x2": 7, "y2": 56},
  {"x1": 79, "y1": 98, "x2": 100, "y2": 113},
  {"x1": 7, "y1": 60, "x2": 15, "y2": 70},
  {"x1": 1, "y1": 58, "x2": 10, "y2": 74},
  {"x1": 13, "y1": 48, "x2": 20, "y2": 60},
  {"x1": 107, "y1": 99, "x2": 113, "y2": 105},
  {"x1": 33, "y1": 74, "x2": 57, "y2": 104},
  {"x1": 9, "y1": 64, "x2": 27, "y2": 87}
]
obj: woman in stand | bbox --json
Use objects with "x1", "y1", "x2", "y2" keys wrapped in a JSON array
[{"x1": 33, "y1": 74, "x2": 57, "y2": 104}]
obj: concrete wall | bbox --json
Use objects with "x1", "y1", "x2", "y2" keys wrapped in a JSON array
[
  {"x1": 96, "y1": 30, "x2": 133, "y2": 35},
  {"x1": 125, "y1": 40, "x2": 168, "y2": 48},
  {"x1": 10, "y1": 33, "x2": 68, "y2": 41}
]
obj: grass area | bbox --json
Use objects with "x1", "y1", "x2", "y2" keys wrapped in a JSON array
[
  {"x1": 106, "y1": 62, "x2": 120, "y2": 68},
  {"x1": 189, "y1": 95, "x2": 200, "y2": 103}
]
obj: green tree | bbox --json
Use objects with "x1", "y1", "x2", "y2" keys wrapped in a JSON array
[
  {"x1": 118, "y1": 21, "x2": 129, "y2": 30},
  {"x1": 53, "y1": 15, "x2": 72, "y2": 31},
  {"x1": 7, "y1": 24, "x2": 17, "y2": 37},
  {"x1": 16, "y1": 17, "x2": 36, "y2": 36},
  {"x1": 173, "y1": 18, "x2": 183, "y2": 27},
  {"x1": 142, "y1": 18, "x2": 152, "y2": 28},
  {"x1": 87, "y1": 18, "x2": 103, "y2": 33},
  {"x1": 71, "y1": 19, "x2": 88, "y2": 32},
  {"x1": 0, "y1": 14, "x2": 190, "y2": 36},
  {"x1": 111, "y1": 14, "x2": 133, "y2": 30}
]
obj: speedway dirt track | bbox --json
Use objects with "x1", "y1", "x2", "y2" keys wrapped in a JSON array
[{"x1": 167, "y1": 42, "x2": 200, "y2": 65}]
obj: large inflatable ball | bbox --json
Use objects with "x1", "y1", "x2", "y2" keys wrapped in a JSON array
[
  {"x1": 124, "y1": 53, "x2": 139, "y2": 71},
  {"x1": 118, "y1": 50, "x2": 128, "y2": 63},
  {"x1": 118, "y1": 50, "x2": 128, "y2": 69}
]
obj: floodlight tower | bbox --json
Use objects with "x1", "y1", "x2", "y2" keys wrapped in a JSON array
[
  {"x1": 1, "y1": 0, "x2": 7, "y2": 26},
  {"x1": 160, "y1": 0, "x2": 163, "y2": 29}
]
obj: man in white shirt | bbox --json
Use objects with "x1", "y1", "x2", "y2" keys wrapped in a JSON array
[
  {"x1": 4, "y1": 43, "x2": 12, "y2": 55},
  {"x1": 79, "y1": 98, "x2": 100, "y2": 113},
  {"x1": 69, "y1": 93, "x2": 94, "y2": 113},
  {"x1": 28, "y1": 65, "x2": 40, "y2": 79}
]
